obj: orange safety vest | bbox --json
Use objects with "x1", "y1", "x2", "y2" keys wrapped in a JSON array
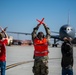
[{"x1": 34, "y1": 38, "x2": 49, "y2": 56}]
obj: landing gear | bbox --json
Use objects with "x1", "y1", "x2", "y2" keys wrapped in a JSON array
[
  {"x1": 52, "y1": 44, "x2": 57, "y2": 47},
  {"x1": 52, "y1": 39, "x2": 58, "y2": 47}
]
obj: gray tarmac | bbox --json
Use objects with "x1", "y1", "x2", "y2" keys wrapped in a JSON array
[{"x1": 6, "y1": 45, "x2": 76, "y2": 75}]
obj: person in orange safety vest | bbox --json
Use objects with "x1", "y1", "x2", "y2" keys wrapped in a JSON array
[{"x1": 32, "y1": 23, "x2": 51, "y2": 75}]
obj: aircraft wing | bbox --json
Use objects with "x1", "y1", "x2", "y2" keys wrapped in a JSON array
[
  {"x1": 51, "y1": 31, "x2": 59, "y2": 34},
  {"x1": 7, "y1": 31, "x2": 61, "y2": 39},
  {"x1": 51, "y1": 35, "x2": 61, "y2": 40},
  {"x1": 7, "y1": 31, "x2": 31, "y2": 35},
  {"x1": 51, "y1": 31, "x2": 62, "y2": 40}
]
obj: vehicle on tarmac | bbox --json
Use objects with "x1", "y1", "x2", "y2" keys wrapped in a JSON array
[{"x1": 7, "y1": 36, "x2": 13, "y2": 46}]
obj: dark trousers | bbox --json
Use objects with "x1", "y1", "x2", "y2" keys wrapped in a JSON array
[
  {"x1": 0, "y1": 61, "x2": 6, "y2": 75},
  {"x1": 62, "y1": 68, "x2": 73, "y2": 75}
]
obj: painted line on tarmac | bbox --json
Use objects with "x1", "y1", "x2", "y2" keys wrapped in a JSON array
[
  {"x1": 6, "y1": 57, "x2": 76, "y2": 70},
  {"x1": 6, "y1": 60, "x2": 33, "y2": 70},
  {"x1": 6, "y1": 58, "x2": 60, "y2": 70},
  {"x1": 6, "y1": 57, "x2": 61, "y2": 70}
]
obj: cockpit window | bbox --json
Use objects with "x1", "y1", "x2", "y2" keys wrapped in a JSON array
[
  {"x1": 62, "y1": 27, "x2": 66, "y2": 30},
  {"x1": 67, "y1": 27, "x2": 72, "y2": 31},
  {"x1": 66, "y1": 27, "x2": 72, "y2": 33},
  {"x1": 62, "y1": 28, "x2": 66, "y2": 30},
  {"x1": 61, "y1": 26, "x2": 73, "y2": 32}
]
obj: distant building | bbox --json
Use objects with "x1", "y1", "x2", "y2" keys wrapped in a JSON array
[{"x1": 12, "y1": 39, "x2": 32, "y2": 45}]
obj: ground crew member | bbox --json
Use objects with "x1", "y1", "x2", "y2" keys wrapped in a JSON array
[
  {"x1": 0, "y1": 27, "x2": 8, "y2": 75},
  {"x1": 61, "y1": 37, "x2": 73, "y2": 75},
  {"x1": 32, "y1": 23, "x2": 51, "y2": 75}
]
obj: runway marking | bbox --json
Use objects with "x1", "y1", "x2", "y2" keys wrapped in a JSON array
[
  {"x1": 6, "y1": 57, "x2": 76, "y2": 70},
  {"x1": 6, "y1": 58, "x2": 61, "y2": 70},
  {"x1": 6, "y1": 60, "x2": 33, "y2": 70}
]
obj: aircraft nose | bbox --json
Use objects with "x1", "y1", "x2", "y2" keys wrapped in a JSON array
[{"x1": 64, "y1": 30, "x2": 68, "y2": 35}]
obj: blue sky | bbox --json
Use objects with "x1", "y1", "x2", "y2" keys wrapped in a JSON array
[{"x1": 0, "y1": 0, "x2": 76, "y2": 40}]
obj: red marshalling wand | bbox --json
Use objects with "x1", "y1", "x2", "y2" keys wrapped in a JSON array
[{"x1": 36, "y1": 18, "x2": 44, "y2": 25}]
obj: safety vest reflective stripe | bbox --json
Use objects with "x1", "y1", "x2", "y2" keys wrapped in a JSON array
[
  {"x1": 34, "y1": 43, "x2": 47, "y2": 45},
  {"x1": 34, "y1": 50, "x2": 49, "y2": 54}
]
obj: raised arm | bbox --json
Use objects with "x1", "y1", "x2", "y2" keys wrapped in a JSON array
[
  {"x1": 43, "y1": 23, "x2": 51, "y2": 45},
  {"x1": 32, "y1": 24, "x2": 40, "y2": 42},
  {"x1": 2, "y1": 30, "x2": 8, "y2": 38},
  {"x1": 0, "y1": 27, "x2": 8, "y2": 38},
  {"x1": 0, "y1": 26, "x2": 8, "y2": 45}
]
